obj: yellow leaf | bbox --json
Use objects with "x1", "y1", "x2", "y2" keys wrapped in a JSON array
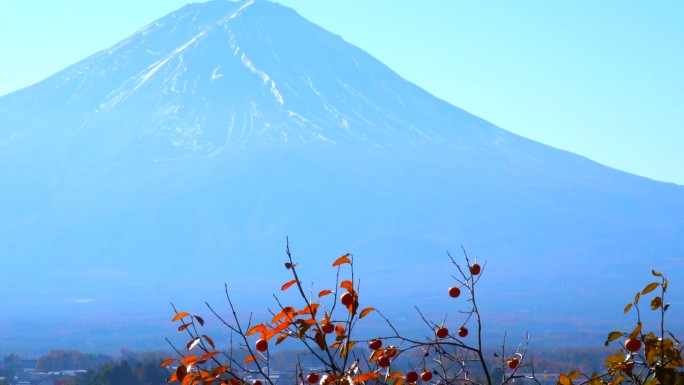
[
  {"x1": 623, "y1": 303, "x2": 632, "y2": 314},
  {"x1": 281, "y1": 279, "x2": 298, "y2": 291},
  {"x1": 568, "y1": 371, "x2": 580, "y2": 380},
  {"x1": 172, "y1": 312, "x2": 190, "y2": 322},
  {"x1": 333, "y1": 254, "x2": 352, "y2": 267},
  {"x1": 359, "y1": 307, "x2": 375, "y2": 318},
  {"x1": 652, "y1": 270, "x2": 663, "y2": 277},
  {"x1": 642, "y1": 282, "x2": 659, "y2": 295}
]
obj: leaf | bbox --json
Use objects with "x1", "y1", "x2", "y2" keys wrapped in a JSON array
[
  {"x1": 243, "y1": 355, "x2": 256, "y2": 364},
  {"x1": 359, "y1": 307, "x2": 375, "y2": 318},
  {"x1": 314, "y1": 331, "x2": 327, "y2": 350},
  {"x1": 651, "y1": 296, "x2": 663, "y2": 310},
  {"x1": 180, "y1": 356, "x2": 198, "y2": 365},
  {"x1": 634, "y1": 292, "x2": 641, "y2": 305},
  {"x1": 369, "y1": 349, "x2": 382, "y2": 363},
  {"x1": 387, "y1": 372, "x2": 404, "y2": 380},
  {"x1": 161, "y1": 358, "x2": 176, "y2": 368},
  {"x1": 341, "y1": 340, "x2": 356, "y2": 358},
  {"x1": 335, "y1": 323, "x2": 345, "y2": 336},
  {"x1": 568, "y1": 371, "x2": 580, "y2": 380},
  {"x1": 186, "y1": 338, "x2": 201, "y2": 351},
  {"x1": 175, "y1": 365, "x2": 188, "y2": 382},
  {"x1": 194, "y1": 315, "x2": 205, "y2": 326},
  {"x1": 340, "y1": 280, "x2": 354, "y2": 291},
  {"x1": 178, "y1": 323, "x2": 191, "y2": 332},
  {"x1": 606, "y1": 331, "x2": 624, "y2": 345},
  {"x1": 642, "y1": 282, "x2": 660, "y2": 295},
  {"x1": 281, "y1": 279, "x2": 298, "y2": 291},
  {"x1": 353, "y1": 372, "x2": 381, "y2": 382},
  {"x1": 212, "y1": 366, "x2": 230, "y2": 376},
  {"x1": 275, "y1": 333, "x2": 289, "y2": 345},
  {"x1": 623, "y1": 303, "x2": 633, "y2": 314},
  {"x1": 199, "y1": 352, "x2": 220, "y2": 362},
  {"x1": 558, "y1": 374, "x2": 573, "y2": 385},
  {"x1": 172, "y1": 312, "x2": 190, "y2": 322},
  {"x1": 202, "y1": 335, "x2": 215, "y2": 349},
  {"x1": 318, "y1": 289, "x2": 334, "y2": 298},
  {"x1": 652, "y1": 270, "x2": 663, "y2": 277},
  {"x1": 629, "y1": 323, "x2": 642, "y2": 339},
  {"x1": 246, "y1": 324, "x2": 267, "y2": 337},
  {"x1": 333, "y1": 254, "x2": 352, "y2": 267}
]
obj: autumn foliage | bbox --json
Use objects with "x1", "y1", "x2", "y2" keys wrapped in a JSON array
[{"x1": 163, "y1": 242, "x2": 681, "y2": 385}]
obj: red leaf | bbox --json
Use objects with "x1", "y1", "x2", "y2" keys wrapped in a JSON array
[
  {"x1": 178, "y1": 323, "x2": 191, "y2": 332},
  {"x1": 333, "y1": 254, "x2": 351, "y2": 267},
  {"x1": 200, "y1": 352, "x2": 220, "y2": 362},
  {"x1": 180, "y1": 356, "x2": 198, "y2": 365},
  {"x1": 281, "y1": 279, "x2": 298, "y2": 291},
  {"x1": 175, "y1": 365, "x2": 188, "y2": 382},
  {"x1": 318, "y1": 289, "x2": 333, "y2": 298},
  {"x1": 194, "y1": 315, "x2": 205, "y2": 326},
  {"x1": 172, "y1": 312, "x2": 190, "y2": 322}
]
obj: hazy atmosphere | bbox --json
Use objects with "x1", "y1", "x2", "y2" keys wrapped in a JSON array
[{"x1": 0, "y1": 2, "x2": 682, "y2": 385}]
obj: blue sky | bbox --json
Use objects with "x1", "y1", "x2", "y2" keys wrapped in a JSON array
[{"x1": 1, "y1": 0, "x2": 682, "y2": 184}]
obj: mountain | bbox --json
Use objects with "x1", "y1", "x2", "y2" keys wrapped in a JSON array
[{"x1": 1, "y1": 0, "x2": 682, "y2": 355}]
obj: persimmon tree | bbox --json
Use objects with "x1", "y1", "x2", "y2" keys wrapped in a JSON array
[
  {"x1": 558, "y1": 270, "x2": 682, "y2": 385},
  {"x1": 161, "y1": 241, "x2": 537, "y2": 385}
]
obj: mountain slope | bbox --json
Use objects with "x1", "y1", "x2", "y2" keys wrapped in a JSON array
[{"x1": 1, "y1": 0, "x2": 682, "y2": 354}]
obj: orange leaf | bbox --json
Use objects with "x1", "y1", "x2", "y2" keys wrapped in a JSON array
[
  {"x1": 200, "y1": 352, "x2": 220, "y2": 362},
  {"x1": 161, "y1": 358, "x2": 176, "y2": 368},
  {"x1": 333, "y1": 254, "x2": 352, "y2": 267},
  {"x1": 172, "y1": 312, "x2": 190, "y2": 322},
  {"x1": 318, "y1": 289, "x2": 333, "y2": 298},
  {"x1": 246, "y1": 324, "x2": 267, "y2": 337},
  {"x1": 276, "y1": 333, "x2": 289, "y2": 345},
  {"x1": 359, "y1": 307, "x2": 375, "y2": 318},
  {"x1": 340, "y1": 280, "x2": 354, "y2": 291},
  {"x1": 354, "y1": 372, "x2": 381, "y2": 382},
  {"x1": 212, "y1": 366, "x2": 230, "y2": 376},
  {"x1": 335, "y1": 323, "x2": 345, "y2": 336},
  {"x1": 281, "y1": 279, "x2": 298, "y2": 291},
  {"x1": 244, "y1": 355, "x2": 256, "y2": 364},
  {"x1": 180, "y1": 356, "x2": 198, "y2": 365},
  {"x1": 387, "y1": 372, "x2": 403, "y2": 380}
]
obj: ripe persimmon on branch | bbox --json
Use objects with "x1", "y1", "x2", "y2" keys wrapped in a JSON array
[{"x1": 162, "y1": 240, "x2": 538, "y2": 385}]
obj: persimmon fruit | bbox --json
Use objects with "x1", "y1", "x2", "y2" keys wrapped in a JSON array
[
  {"x1": 507, "y1": 357, "x2": 520, "y2": 369},
  {"x1": 307, "y1": 373, "x2": 320, "y2": 383},
  {"x1": 321, "y1": 322, "x2": 334, "y2": 334},
  {"x1": 420, "y1": 371, "x2": 433, "y2": 381},
  {"x1": 624, "y1": 338, "x2": 642, "y2": 352},
  {"x1": 255, "y1": 338, "x2": 268, "y2": 352},
  {"x1": 435, "y1": 327, "x2": 449, "y2": 339},
  {"x1": 369, "y1": 339, "x2": 382, "y2": 350},
  {"x1": 448, "y1": 286, "x2": 461, "y2": 298},
  {"x1": 340, "y1": 292, "x2": 354, "y2": 306},
  {"x1": 469, "y1": 263, "x2": 481, "y2": 275},
  {"x1": 457, "y1": 327, "x2": 468, "y2": 337},
  {"x1": 378, "y1": 355, "x2": 390, "y2": 368},
  {"x1": 406, "y1": 371, "x2": 419, "y2": 383}
]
